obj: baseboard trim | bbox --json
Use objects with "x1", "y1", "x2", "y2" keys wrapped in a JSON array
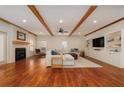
[
  {"x1": 0, "y1": 62, "x2": 6, "y2": 65},
  {"x1": 84, "y1": 56, "x2": 121, "y2": 69}
]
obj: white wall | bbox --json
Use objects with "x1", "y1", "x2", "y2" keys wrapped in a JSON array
[
  {"x1": 37, "y1": 35, "x2": 84, "y2": 52},
  {"x1": 0, "y1": 20, "x2": 36, "y2": 63},
  {"x1": 84, "y1": 20, "x2": 124, "y2": 68}
]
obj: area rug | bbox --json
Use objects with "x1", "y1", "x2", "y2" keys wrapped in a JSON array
[{"x1": 63, "y1": 57, "x2": 102, "y2": 68}]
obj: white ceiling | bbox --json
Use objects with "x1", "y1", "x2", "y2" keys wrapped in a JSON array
[
  {"x1": 75, "y1": 6, "x2": 124, "y2": 36},
  {"x1": 0, "y1": 6, "x2": 124, "y2": 36},
  {"x1": 36, "y1": 5, "x2": 89, "y2": 35},
  {"x1": 0, "y1": 5, "x2": 49, "y2": 35}
]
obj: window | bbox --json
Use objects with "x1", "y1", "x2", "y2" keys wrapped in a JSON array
[
  {"x1": 41, "y1": 41, "x2": 47, "y2": 47},
  {"x1": 61, "y1": 41, "x2": 68, "y2": 48},
  {"x1": 0, "y1": 32, "x2": 6, "y2": 62},
  {"x1": 41, "y1": 41, "x2": 47, "y2": 53},
  {"x1": 30, "y1": 39, "x2": 34, "y2": 52}
]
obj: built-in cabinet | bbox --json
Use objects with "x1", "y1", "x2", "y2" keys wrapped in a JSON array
[
  {"x1": 86, "y1": 31, "x2": 121, "y2": 53},
  {"x1": 106, "y1": 31, "x2": 121, "y2": 52}
]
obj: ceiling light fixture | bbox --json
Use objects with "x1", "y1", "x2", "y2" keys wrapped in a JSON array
[
  {"x1": 58, "y1": 32, "x2": 62, "y2": 35},
  {"x1": 22, "y1": 19, "x2": 27, "y2": 23},
  {"x1": 39, "y1": 32, "x2": 43, "y2": 35},
  {"x1": 93, "y1": 20, "x2": 97, "y2": 23},
  {"x1": 78, "y1": 32, "x2": 81, "y2": 35},
  {"x1": 59, "y1": 20, "x2": 63, "y2": 23}
]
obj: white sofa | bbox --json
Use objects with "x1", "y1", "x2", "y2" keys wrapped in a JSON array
[
  {"x1": 63, "y1": 54, "x2": 75, "y2": 65},
  {"x1": 45, "y1": 51, "x2": 75, "y2": 66}
]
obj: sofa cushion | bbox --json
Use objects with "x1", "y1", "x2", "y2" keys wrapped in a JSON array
[
  {"x1": 64, "y1": 54, "x2": 74, "y2": 61},
  {"x1": 51, "y1": 50, "x2": 57, "y2": 55}
]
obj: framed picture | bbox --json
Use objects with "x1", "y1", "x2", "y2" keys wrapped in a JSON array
[{"x1": 17, "y1": 31, "x2": 26, "y2": 41}]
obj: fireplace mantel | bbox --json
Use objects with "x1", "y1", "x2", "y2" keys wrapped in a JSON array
[{"x1": 12, "y1": 40, "x2": 30, "y2": 45}]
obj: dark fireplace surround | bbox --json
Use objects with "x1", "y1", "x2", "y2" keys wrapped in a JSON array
[{"x1": 15, "y1": 48, "x2": 26, "y2": 61}]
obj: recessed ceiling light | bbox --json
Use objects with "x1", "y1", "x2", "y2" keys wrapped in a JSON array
[
  {"x1": 39, "y1": 32, "x2": 43, "y2": 35},
  {"x1": 93, "y1": 20, "x2": 97, "y2": 23},
  {"x1": 78, "y1": 32, "x2": 81, "y2": 35},
  {"x1": 22, "y1": 19, "x2": 27, "y2": 23},
  {"x1": 59, "y1": 20, "x2": 63, "y2": 23},
  {"x1": 58, "y1": 32, "x2": 62, "y2": 35}
]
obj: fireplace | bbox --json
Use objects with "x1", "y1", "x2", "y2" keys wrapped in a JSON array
[{"x1": 15, "y1": 48, "x2": 26, "y2": 61}]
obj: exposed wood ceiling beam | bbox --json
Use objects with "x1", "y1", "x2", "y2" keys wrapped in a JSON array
[
  {"x1": 84, "y1": 17, "x2": 124, "y2": 37},
  {"x1": 69, "y1": 6, "x2": 97, "y2": 36},
  {"x1": 0, "y1": 17, "x2": 37, "y2": 36},
  {"x1": 27, "y1": 5, "x2": 54, "y2": 36}
]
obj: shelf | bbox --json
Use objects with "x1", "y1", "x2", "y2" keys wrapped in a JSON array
[
  {"x1": 12, "y1": 40, "x2": 30, "y2": 45},
  {"x1": 93, "y1": 49, "x2": 101, "y2": 51}
]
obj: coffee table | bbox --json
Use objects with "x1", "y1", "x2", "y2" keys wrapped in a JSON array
[{"x1": 51, "y1": 55, "x2": 63, "y2": 68}]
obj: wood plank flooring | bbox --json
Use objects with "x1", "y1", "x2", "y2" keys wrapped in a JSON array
[{"x1": 0, "y1": 55, "x2": 124, "y2": 87}]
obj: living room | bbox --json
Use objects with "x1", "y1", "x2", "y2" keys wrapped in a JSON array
[{"x1": 0, "y1": 5, "x2": 124, "y2": 87}]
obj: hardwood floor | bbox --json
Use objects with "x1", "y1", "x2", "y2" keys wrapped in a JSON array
[{"x1": 0, "y1": 55, "x2": 124, "y2": 87}]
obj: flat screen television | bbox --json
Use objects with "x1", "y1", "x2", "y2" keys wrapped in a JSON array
[{"x1": 92, "y1": 37, "x2": 104, "y2": 47}]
